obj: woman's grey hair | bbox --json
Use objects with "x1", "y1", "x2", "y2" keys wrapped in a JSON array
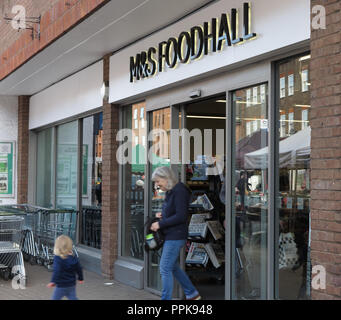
[{"x1": 152, "y1": 166, "x2": 178, "y2": 190}]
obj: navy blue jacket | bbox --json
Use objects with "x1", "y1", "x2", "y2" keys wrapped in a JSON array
[
  {"x1": 51, "y1": 255, "x2": 84, "y2": 288},
  {"x1": 158, "y1": 182, "x2": 191, "y2": 240}
]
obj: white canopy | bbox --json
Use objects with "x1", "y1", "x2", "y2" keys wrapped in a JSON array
[{"x1": 244, "y1": 126, "x2": 311, "y2": 169}]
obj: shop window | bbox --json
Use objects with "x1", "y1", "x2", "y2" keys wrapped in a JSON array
[
  {"x1": 233, "y1": 83, "x2": 269, "y2": 299},
  {"x1": 278, "y1": 54, "x2": 311, "y2": 300},
  {"x1": 121, "y1": 102, "x2": 146, "y2": 260},
  {"x1": 36, "y1": 128, "x2": 54, "y2": 208},
  {"x1": 147, "y1": 106, "x2": 171, "y2": 291},
  {"x1": 56, "y1": 121, "x2": 78, "y2": 209},
  {"x1": 80, "y1": 113, "x2": 102, "y2": 249}
]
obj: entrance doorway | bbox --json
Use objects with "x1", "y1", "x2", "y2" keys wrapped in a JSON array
[{"x1": 182, "y1": 95, "x2": 226, "y2": 300}]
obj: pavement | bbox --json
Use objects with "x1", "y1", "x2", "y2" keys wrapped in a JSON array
[{"x1": 0, "y1": 263, "x2": 159, "y2": 300}]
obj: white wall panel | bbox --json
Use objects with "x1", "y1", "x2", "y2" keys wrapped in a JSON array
[{"x1": 29, "y1": 61, "x2": 103, "y2": 130}]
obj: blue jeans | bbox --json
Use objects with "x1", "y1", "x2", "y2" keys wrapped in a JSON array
[
  {"x1": 160, "y1": 240, "x2": 199, "y2": 300},
  {"x1": 52, "y1": 286, "x2": 78, "y2": 300}
]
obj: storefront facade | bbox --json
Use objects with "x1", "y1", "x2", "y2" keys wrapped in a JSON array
[
  {"x1": 109, "y1": 0, "x2": 313, "y2": 299},
  {"x1": 1, "y1": 0, "x2": 340, "y2": 300},
  {"x1": 27, "y1": 61, "x2": 104, "y2": 272}
]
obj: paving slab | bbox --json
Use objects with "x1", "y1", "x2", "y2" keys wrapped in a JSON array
[{"x1": 0, "y1": 263, "x2": 159, "y2": 300}]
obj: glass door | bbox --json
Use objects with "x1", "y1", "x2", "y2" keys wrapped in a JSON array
[
  {"x1": 147, "y1": 106, "x2": 171, "y2": 292},
  {"x1": 121, "y1": 103, "x2": 146, "y2": 261},
  {"x1": 277, "y1": 54, "x2": 311, "y2": 300},
  {"x1": 231, "y1": 84, "x2": 269, "y2": 299}
]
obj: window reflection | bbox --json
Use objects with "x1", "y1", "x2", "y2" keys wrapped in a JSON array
[
  {"x1": 278, "y1": 54, "x2": 311, "y2": 300},
  {"x1": 56, "y1": 121, "x2": 78, "y2": 210},
  {"x1": 234, "y1": 83, "x2": 268, "y2": 299},
  {"x1": 148, "y1": 107, "x2": 171, "y2": 291},
  {"x1": 81, "y1": 113, "x2": 102, "y2": 249},
  {"x1": 120, "y1": 103, "x2": 146, "y2": 260},
  {"x1": 36, "y1": 128, "x2": 54, "y2": 208}
]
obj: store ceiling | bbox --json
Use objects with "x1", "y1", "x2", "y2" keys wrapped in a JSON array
[
  {"x1": 187, "y1": 97, "x2": 226, "y2": 117},
  {"x1": 0, "y1": 0, "x2": 215, "y2": 96}
]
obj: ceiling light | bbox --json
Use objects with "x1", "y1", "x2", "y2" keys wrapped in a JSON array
[
  {"x1": 236, "y1": 101, "x2": 262, "y2": 105},
  {"x1": 299, "y1": 55, "x2": 311, "y2": 61},
  {"x1": 187, "y1": 115, "x2": 226, "y2": 119},
  {"x1": 279, "y1": 120, "x2": 309, "y2": 123},
  {"x1": 295, "y1": 104, "x2": 311, "y2": 108}
]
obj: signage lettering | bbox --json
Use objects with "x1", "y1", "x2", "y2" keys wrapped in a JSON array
[{"x1": 130, "y1": 2, "x2": 257, "y2": 82}]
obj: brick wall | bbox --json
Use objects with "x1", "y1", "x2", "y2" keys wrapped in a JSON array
[
  {"x1": 310, "y1": 0, "x2": 341, "y2": 300},
  {"x1": 101, "y1": 54, "x2": 119, "y2": 278},
  {"x1": 17, "y1": 96, "x2": 29, "y2": 204},
  {"x1": 0, "y1": 0, "x2": 59, "y2": 58},
  {"x1": 0, "y1": 0, "x2": 109, "y2": 81}
]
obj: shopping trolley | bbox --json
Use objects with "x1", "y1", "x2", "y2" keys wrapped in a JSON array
[
  {"x1": 0, "y1": 204, "x2": 44, "y2": 266},
  {"x1": 32, "y1": 209, "x2": 78, "y2": 269},
  {"x1": 0, "y1": 215, "x2": 26, "y2": 287},
  {"x1": 21, "y1": 209, "x2": 43, "y2": 266},
  {"x1": 0, "y1": 205, "x2": 78, "y2": 271}
]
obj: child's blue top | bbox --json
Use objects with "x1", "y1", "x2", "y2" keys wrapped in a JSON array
[{"x1": 51, "y1": 254, "x2": 84, "y2": 288}]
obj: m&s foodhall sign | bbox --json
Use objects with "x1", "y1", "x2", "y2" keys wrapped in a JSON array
[{"x1": 130, "y1": 2, "x2": 257, "y2": 83}]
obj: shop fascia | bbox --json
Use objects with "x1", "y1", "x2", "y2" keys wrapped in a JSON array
[{"x1": 130, "y1": 2, "x2": 257, "y2": 83}]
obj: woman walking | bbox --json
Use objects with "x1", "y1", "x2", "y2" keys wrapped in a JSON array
[{"x1": 150, "y1": 166, "x2": 201, "y2": 300}]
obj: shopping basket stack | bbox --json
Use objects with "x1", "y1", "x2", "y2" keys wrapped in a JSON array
[{"x1": 0, "y1": 214, "x2": 26, "y2": 287}]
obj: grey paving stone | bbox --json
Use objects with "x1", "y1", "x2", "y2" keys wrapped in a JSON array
[{"x1": 0, "y1": 263, "x2": 159, "y2": 300}]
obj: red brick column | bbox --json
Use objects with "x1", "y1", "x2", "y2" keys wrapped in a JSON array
[
  {"x1": 310, "y1": 0, "x2": 341, "y2": 300},
  {"x1": 101, "y1": 55, "x2": 119, "y2": 278},
  {"x1": 17, "y1": 96, "x2": 30, "y2": 204}
]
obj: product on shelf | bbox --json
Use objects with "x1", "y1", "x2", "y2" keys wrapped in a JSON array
[
  {"x1": 207, "y1": 220, "x2": 225, "y2": 241},
  {"x1": 204, "y1": 242, "x2": 225, "y2": 268},
  {"x1": 186, "y1": 242, "x2": 209, "y2": 267},
  {"x1": 188, "y1": 213, "x2": 211, "y2": 239}
]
